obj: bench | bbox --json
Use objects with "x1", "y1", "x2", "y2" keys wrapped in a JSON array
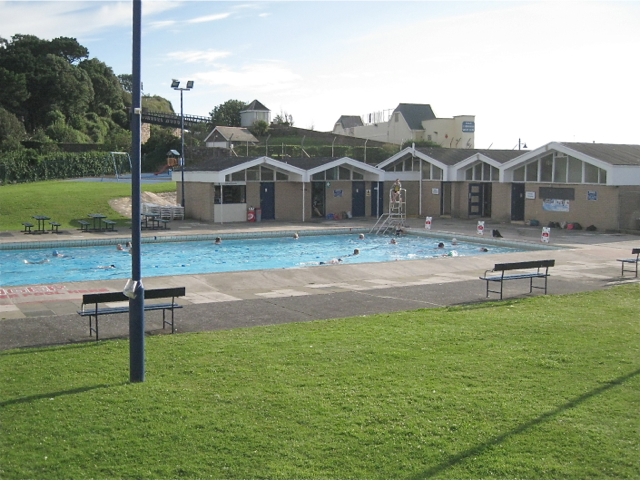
[
  {"x1": 78, "y1": 220, "x2": 91, "y2": 232},
  {"x1": 22, "y1": 222, "x2": 34, "y2": 234},
  {"x1": 102, "y1": 219, "x2": 117, "y2": 231},
  {"x1": 77, "y1": 287, "x2": 186, "y2": 340},
  {"x1": 49, "y1": 221, "x2": 61, "y2": 233},
  {"x1": 617, "y1": 248, "x2": 640, "y2": 277},
  {"x1": 480, "y1": 260, "x2": 555, "y2": 300}
]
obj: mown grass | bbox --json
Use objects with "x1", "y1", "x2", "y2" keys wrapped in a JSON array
[
  {"x1": 2, "y1": 286, "x2": 639, "y2": 479},
  {"x1": 0, "y1": 180, "x2": 176, "y2": 231}
]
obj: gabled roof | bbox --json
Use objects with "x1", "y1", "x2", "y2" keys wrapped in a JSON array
[
  {"x1": 241, "y1": 100, "x2": 270, "y2": 112},
  {"x1": 393, "y1": 103, "x2": 436, "y2": 130},
  {"x1": 417, "y1": 147, "x2": 525, "y2": 166},
  {"x1": 335, "y1": 115, "x2": 364, "y2": 129},
  {"x1": 185, "y1": 156, "x2": 264, "y2": 172},
  {"x1": 558, "y1": 142, "x2": 640, "y2": 166},
  {"x1": 204, "y1": 126, "x2": 259, "y2": 143}
]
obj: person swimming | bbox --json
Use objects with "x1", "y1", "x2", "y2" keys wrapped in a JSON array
[
  {"x1": 24, "y1": 259, "x2": 50, "y2": 264},
  {"x1": 390, "y1": 238, "x2": 398, "y2": 245},
  {"x1": 358, "y1": 233, "x2": 365, "y2": 240},
  {"x1": 52, "y1": 250, "x2": 67, "y2": 257},
  {"x1": 214, "y1": 237, "x2": 222, "y2": 245},
  {"x1": 320, "y1": 258, "x2": 342, "y2": 265},
  {"x1": 293, "y1": 233, "x2": 299, "y2": 239},
  {"x1": 116, "y1": 244, "x2": 125, "y2": 251},
  {"x1": 437, "y1": 242, "x2": 445, "y2": 248},
  {"x1": 97, "y1": 264, "x2": 116, "y2": 269},
  {"x1": 352, "y1": 248, "x2": 360, "y2": 255}
]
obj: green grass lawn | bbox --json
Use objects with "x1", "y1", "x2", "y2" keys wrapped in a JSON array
[
  {"x1": 2, "y1": 286, "x2": 639, "y2": 479},
  {"x1": 0, "y1": 180, "x2": 176, "y2": 231}
]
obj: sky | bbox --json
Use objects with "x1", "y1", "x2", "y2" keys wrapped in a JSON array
[{"x1": 1, "y1": 0, "x2": 639, "y2": 150}]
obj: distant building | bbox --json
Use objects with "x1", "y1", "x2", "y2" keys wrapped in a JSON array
[
  {"x1": 240, "y1": 100, "x2": 271, "y2": 128},
  {"x1": 333, "y1": 103, "x2": 475, "y2": 148},
  {"x1": 204, "y1": 126, "x2": 259, "y2": 150}
]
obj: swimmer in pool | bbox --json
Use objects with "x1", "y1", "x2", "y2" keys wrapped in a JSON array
[
  {"x1": 320, "y1": 258, "x2": 342, "y2": 265},
  {"x1": 451, "y1": 238, "x2": 458, "y2": 245},
  {"x1": 116, "y1": 244, "x2": 125, "y2": 251},
  {"x1": 293, "y1": 233, "x2": 299, "y2": 239},
  {"x1": 479, "y1": 247, "x2": 489, "y2": 252},
  {"x1": 358, "y1": 233, "x2": 365, "y2": 240},
  {"x1": 352, "y1": 248, "x2": 360, "y2": 256},
  {"x1": 24, "y1": 259, "x2": 50, "y2": 264},
  {"x1": 98, "y1": 264, "x2": 116, "y2": 269},
  {"x1": 390, "y1": 238, "x2": 398, "y2": 245},
  {"x1": 437, "y1": 242, "x2": 445, "y2": 248},
  {"x1": 52, "y1": 250, "x2": 67, "y2": 257},
  {"x1": 214, "y1": 237, "x2": 222, "y2": 245}
]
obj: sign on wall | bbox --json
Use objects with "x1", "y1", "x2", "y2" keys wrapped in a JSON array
[
  {"x1": 542, "y1": 199, "x2": 570, "y2": 212},
  {"x1": 333, "y1": 189, "x2": 343, "y2": 198},
  {"x1": 526, "y1": 191, "x2": 536, "y2": 199},
  {"x1": 587, "y1": 191, "x2": 598, "y2": 201},
  {"x1": 462, "y1": 121, "x2": 475, "y2": 133},
  {"x1": 432, "y1": 188, "x2": 439, "y2": 195}
]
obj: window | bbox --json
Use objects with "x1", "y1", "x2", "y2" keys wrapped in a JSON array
[
  {"x1": 465, "y1": 167, "x2": 474, "y2": 181},
  {"x1": 474, "y1": 163, "x2": 482, "y2": 180},
  {"x1": 339, "y1": 166, "x2": 351, "y2": 180},
  {"x1": 261, "y1": 167, "x2": 274, "y2": 181},
  {"x1": 422, "y1": 164, "x2": 431, "y2": 180},
  {"x1": 312, "y1": 172, "x2": 324, "y2": 181},
  {"x1": 276, "y1": 171, "x2": 288, "y2": 181},
  {"x1": 432, "y1": 166, "x2": 442, "y2": 180},
  {"x1": 214, "y1": 185, "x2": 246, "y2": 204},
  {"x1": 482, "y1": 163, "x2": 491, "y2": 181},
  {"x1": 599, "y1": 168, "x2": 607, "y2": 184},
  {"x1": 491, "y1": 166, "x2": 499, "y2": 181},
  {"x1": 513, "y1": 166, "x2": 525, "y2": 182},
  {"x1": 568, "y1": 157, "x2": 582, "y2": 183},
  {"x1": 231, "y1": 170, "x2": 245, "y2": 182},
  {"x1": 540, "y1": 155, "x2": 553, "y2": 182},
  {"x1": 326, "y1": 167, "x2": 337, "y2": 180},
  {"x1": 526, "y1": 161, "x2": 538, "y2": 182},
  {"x1": 554, "y1": 156, "x2": 567, "y2": 183},
  {"x1": 353, "y1": 171, "x2": 364, "y2": 180},
  {"x1": 404, "y1": 158, "x2": 413, "y2": 171},
  {"x1": 584, "y1": 163, "x2": 598, "y2": 183}
]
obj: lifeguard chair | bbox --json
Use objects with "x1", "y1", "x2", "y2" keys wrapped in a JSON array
[{"x1": 370, "y1": 186, "x2": 407, "y2": 235}]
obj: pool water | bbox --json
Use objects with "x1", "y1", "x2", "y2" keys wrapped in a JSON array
[{"x1": 1, "y1": 234, "x2": 527, "y2": 287}]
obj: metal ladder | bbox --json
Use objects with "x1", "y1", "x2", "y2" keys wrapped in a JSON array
[{"x1": 370, "y1": 188, "x2": 406, "y2": 235}]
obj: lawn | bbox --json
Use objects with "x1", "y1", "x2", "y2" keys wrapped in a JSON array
[
  {"x1": 0, "y1": 180, "x2": 176, "y2": 231},
  {"x1": 1, "y1": 286, "x2": 639, "y2": 479}
]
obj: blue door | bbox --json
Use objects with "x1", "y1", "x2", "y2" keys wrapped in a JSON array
[
  {"x1": 371, "y1": 181, "x2": 384, "y2": 217},
  {"x1": 260, "y1": 182, "x2": 275, "y2": 220},
  {"x1": 352, "y1": 181, "x2": 366, "y2": 217}
]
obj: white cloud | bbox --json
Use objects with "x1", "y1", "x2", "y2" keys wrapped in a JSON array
[
  {"x1": 193, "y1": 61, "x2": 303, "y2": 93},
  {"x1": 166, "y1": 49, "x2": 231, "y2": 64},
  {"x1": 187, "y1": 12, "x2": 231, "y2": 23}
]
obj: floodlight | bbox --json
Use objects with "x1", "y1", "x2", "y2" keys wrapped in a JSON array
[
  {"x1": 186, "y1": 80, "x2": 194, "y2": 89},
  {"x1": 171, "y1": 79, "x2": 180, "y2": 88}
]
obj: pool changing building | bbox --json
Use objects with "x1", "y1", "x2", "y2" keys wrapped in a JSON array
[{"x1": 175, "y1": 142, "x2": 640, "y2": 232}]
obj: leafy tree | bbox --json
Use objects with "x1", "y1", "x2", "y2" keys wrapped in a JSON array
[
  {"x1": 0, "y1": 107, "x2": 27, "y2": 151},
  {"x1": 79, "y1": 58, "x2": 124, "y2": 115},
  {"x1": 272, "y1": 110, "x2": 294, "y2": 126},
  {"x1": 249, "y1": 120, "x2": 269, "y2": 137},
  {"x1": 0, "y1": 68, "x2": 29, "y2": 111},
  {"x1": 117, "y1": 74, "x2": 133, "y2": 93},
  {"x1": 209, "y1": 99, "x2": 245, "y2": 127}
]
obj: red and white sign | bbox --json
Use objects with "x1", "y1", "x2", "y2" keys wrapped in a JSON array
[
  {"x1": 477, "y1": 221, "x2": 485, "y2": 235},
  {"x1": 425, "y1": 216, "x2": 432, "y2": 230},
  {"x1": 541, "y1": 227, "x2": 550, "y2": 243}
]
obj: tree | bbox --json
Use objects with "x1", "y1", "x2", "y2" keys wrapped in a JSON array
[
  {"x1": 249, "y1": 120, "x2": 269, "y2": 137},
  {"x1": 0, "y1": 107, "x2": 27, "y2": 151},
  {"x1": 272, "y1": 110, "x2": 294, "y2": 126},
  {"x1": 79, "y1": 58, "x2": 124, "y2": 115},
  {"x1": 209, "y1": 99, "x2": 245, "y2": 127}
]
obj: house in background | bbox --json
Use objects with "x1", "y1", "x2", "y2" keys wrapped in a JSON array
[
  {"x1": 333, "y1": 103, "x2": 475, "y2": 148},
  {"x1": 204, "y1": 126, "x2": 259, "y2": 151},
  {"x1": 240, "y1": 100, "x2": 271, "y2": 127}
]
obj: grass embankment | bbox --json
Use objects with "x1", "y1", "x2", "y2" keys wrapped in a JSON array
[
  {"x1": 0, "y1": 180, "x2": 176, "y2": 231},
  {"x1": 2, "y1": 286, "x2": 639, "y2": 479}
]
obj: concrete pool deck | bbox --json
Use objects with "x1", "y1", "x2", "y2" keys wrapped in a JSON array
[{"x1": 1, "y1": 217, "x2": 639, "y2": 351}]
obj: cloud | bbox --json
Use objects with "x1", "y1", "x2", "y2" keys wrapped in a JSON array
[
  {"x1": 193, "y1": 61, "x2": 303, "y2": 93},
  {"x1": 187, "y1": 12, "x2": 231, "y2": 24},
  {"x1": 166, "y1": 49, "x2": 231, "y2": 64}
]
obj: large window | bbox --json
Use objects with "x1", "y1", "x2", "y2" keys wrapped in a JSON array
[
  {"x1": 214, "y1": 185, "x2": 246, "y2": 204},
  {"x1": 421, "y1": 163, "x2": 443, "y2": 180},
  {"x1": 311, "y1": 167, "x2": 364, "y2": 180},
  {"x1": 511, "y1": 153, "x2": 607, "y2": 184},
  {"x1": 225, "y1": 165, "x2": 289, "y2": 182},
  {"x1": 464, "y1": 162, "x2": 499, "y2": 181}
]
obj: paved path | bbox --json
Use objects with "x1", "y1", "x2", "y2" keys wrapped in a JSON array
[{"x1": 1, "y1": 218, "x2": 638, "y2": 351}]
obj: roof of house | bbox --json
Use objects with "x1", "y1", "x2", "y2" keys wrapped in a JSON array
[
  {"x1": 241, "y1": 100, "x2": 270, "y2": 112},
  {"x1": 416, "y1": 147, "x2": 525, "y2": 165},
  {"x1": 186, "y1": 156, "x2": 376, "y2": 173},
  {"x1": 204, "y1": 126, "x2": 259, "y2": 143},
  {"x1": 559, "y1": 142, "x2": 640, "y2": 166},
  {"x1": 335, "y1": 115, "x2": 364, "y2": 129},
  {"x1": 393, "y1": 103, "x2": 436, "y2": 130}
]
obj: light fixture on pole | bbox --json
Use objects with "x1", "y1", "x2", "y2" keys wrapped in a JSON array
[
  {"x1": 171, "y1": 79, "x2": 194, "y2": 209},
  {"x1": 518, "y1": 138, "x2": 528, "y2": 150}
]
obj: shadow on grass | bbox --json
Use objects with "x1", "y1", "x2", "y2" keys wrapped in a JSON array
[
  {"x1": 406, "y1": 367, "x2": 640, "y2": 480},
  {"x1": 1, "y1": 383, "x2": 126, "y2": 407}
]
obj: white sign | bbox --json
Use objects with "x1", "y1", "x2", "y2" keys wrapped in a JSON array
[
  {"x1": 425, "y1": 216, "x2": 432, "y2": 230},
  {"x1": 477, "y1": 221, "x2": 485, "y2": 235},
  {"x1": 526, "y1": 191, "x2": 536, "y2": 199},
  {"x1": 431, "y1": 188, "x2": 439, "y2": 195},
  {"x1": 541, "y1": 227, "x2": 550, "y2": 243}
]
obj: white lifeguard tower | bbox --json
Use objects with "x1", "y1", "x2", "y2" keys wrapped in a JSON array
[{"x1": 371, "y1": 186, "x2": 407, "y2": 235}]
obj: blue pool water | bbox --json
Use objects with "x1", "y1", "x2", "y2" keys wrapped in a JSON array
[{"x1": 1, "y1": 234, "x2": 528, "y2": 287}]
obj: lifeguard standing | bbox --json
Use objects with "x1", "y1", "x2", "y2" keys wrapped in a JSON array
[{"x1": 392, "y1": 179, "x2": 402, "y2": 202}]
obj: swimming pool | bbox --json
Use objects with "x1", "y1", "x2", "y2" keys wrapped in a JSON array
[{"x1": 1, "y1": 233, "x2": 538, "y2": 287}]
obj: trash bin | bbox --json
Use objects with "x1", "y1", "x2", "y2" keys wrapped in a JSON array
[
  {"x1": 247, "y1": 207, "x2": 255, "y2": 222},
  {"x1": 255, "y1": 207, "x2": 262, "y2": 222}
]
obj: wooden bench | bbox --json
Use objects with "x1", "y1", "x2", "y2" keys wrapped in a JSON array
[
  {"x1": 22, "y1": 222, "x2": 34, "y2": 234},
  {"x1": 480, "y1": 260, "x2": 555, "y2": 300},
  {"x1": 78, "y1": 220, "x2": 91, "y2": 231},
  {"x1": 617, "y1": 248, "x2": 640, "y2": 277},
  {"x1": 102, "y1": 219, "x2": 117, "y2": 231},
  {"x1": 77, "y1": 287, "x2": 186, "y2": 340},
  {"x1": 49, "y1": 221, "x2": 61, "y2": 233}
]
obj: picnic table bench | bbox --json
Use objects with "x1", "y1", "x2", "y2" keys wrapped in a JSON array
[
  {"x1": 78, "y1": 220, "x2": 91, "y2": 231},
  {"x1": 22, "y1": 222, "x2": 34, "y2": 234},
  {"x1": 77, "y1": 287, "x2": 186, "y2": 340},
  {"x1": 617, "y1": 248, "x2": 640, "y2": 277},
  {"x1": 480, "y1": 259, "x2": 555, "y2": 300},
  {"x1": 49, "y1": 221, "x2": 61, "y2": 233}
]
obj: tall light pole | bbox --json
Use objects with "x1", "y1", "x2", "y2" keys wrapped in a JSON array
[{"x1": 171, "y1": 79, "x2": 194, "y2": 209}]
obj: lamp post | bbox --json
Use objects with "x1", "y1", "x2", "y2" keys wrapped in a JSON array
[
  {"x1": 171, "y1": 79, "x2": 194, "y2": 209},
  {"x1": 518, "y1": 138, "x2": 528, "y2": 150}
]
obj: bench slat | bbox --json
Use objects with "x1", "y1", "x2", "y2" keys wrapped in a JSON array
[{"x1": 493, "y1": 259, "x2": 555, "y2": 271}]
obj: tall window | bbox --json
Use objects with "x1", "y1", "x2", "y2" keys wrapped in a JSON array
[{"x1": 511, "y1": 154, "x2": 607, "y2": 184}]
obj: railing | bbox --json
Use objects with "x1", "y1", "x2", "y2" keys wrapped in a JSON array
[{"x1": 140, "y1": 111, "x2": 211, "y2": 128}]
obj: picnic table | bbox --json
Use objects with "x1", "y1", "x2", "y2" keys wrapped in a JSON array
[
  {"x1": 32, "y1": 215, "x2": 51, "y2": 234},
  {"x1": 88, "y1": 213, "x2": 107, "y2": 231}
]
